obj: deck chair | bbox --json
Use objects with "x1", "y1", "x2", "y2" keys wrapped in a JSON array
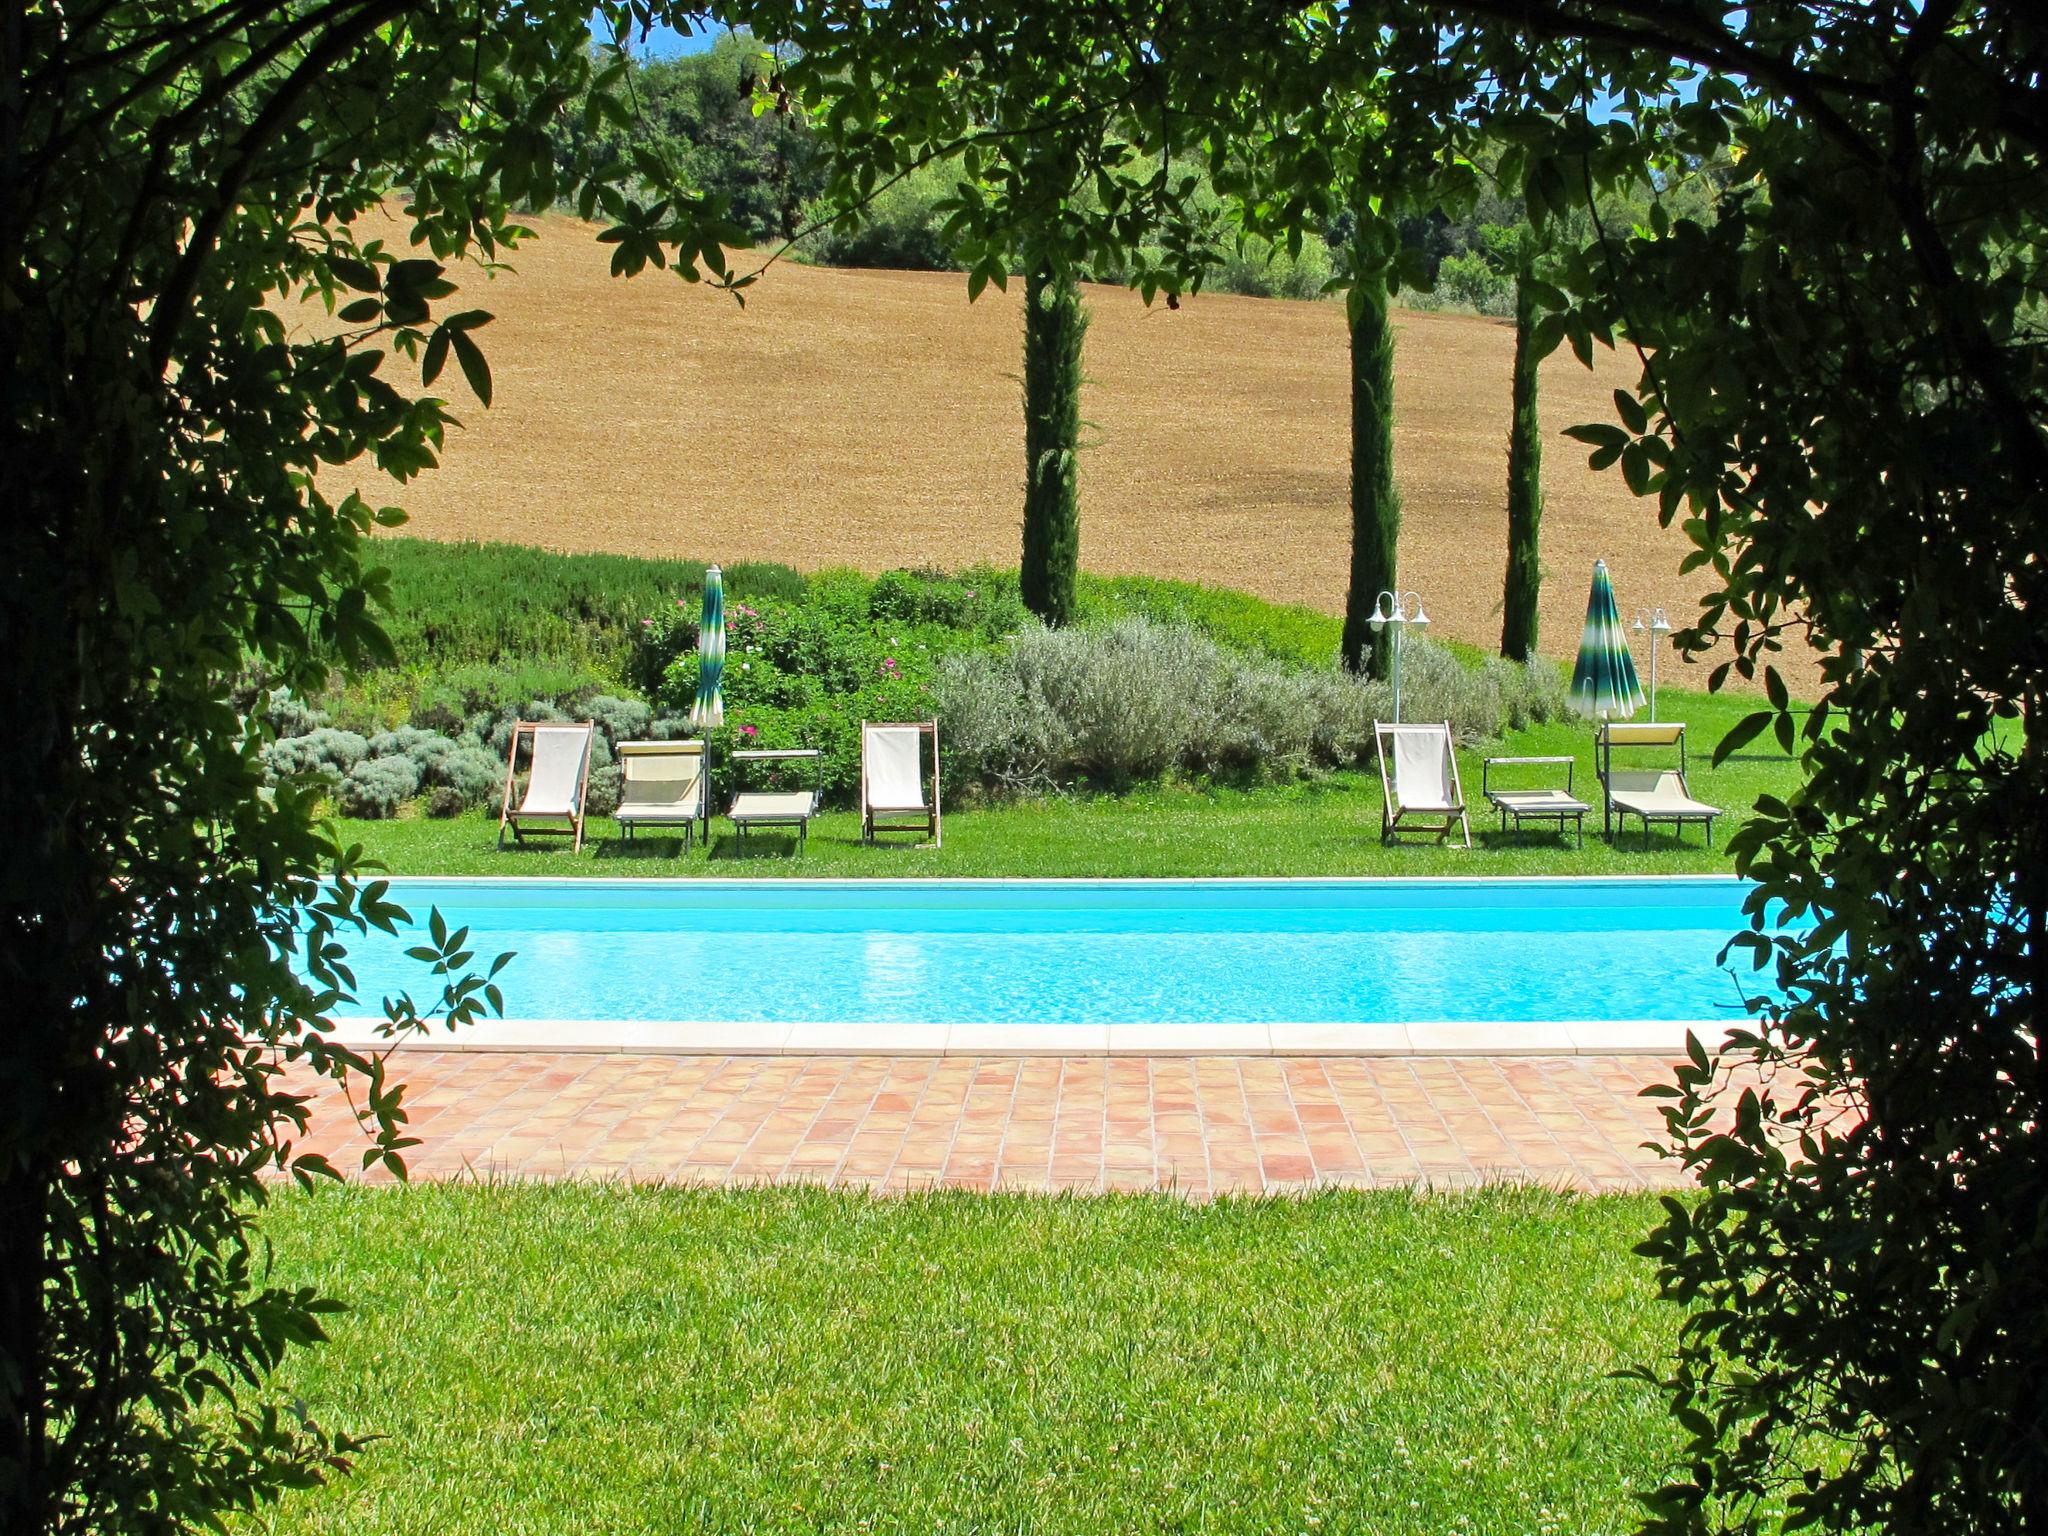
[
  {"x1": 1596, "y1": 722, "x2": 1722, "y2": 847},
  {"x1": 614, "y1": 739, "x2": 710, "y2": 852},
  {"x1": 498, "y1": 720, "x2": 594, "y2": 852},
  {"x1": 861, "y1": 721, "x2": 942, "y2": 847},
  {"x1": 727, "y1": 748, "x2": 823, "y2": 855},
  {"x1": 1374, "y1": 721, "x2": 1471, "y2": 847}
]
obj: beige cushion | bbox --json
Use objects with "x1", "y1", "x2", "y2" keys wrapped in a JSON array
[
  {"x1": 729, "y1": 790, "x2": 816, "y2": 822},
  {"x1": 1608, "y1": 770, "x2": 1718, "y2": 816},
  {"x1": 1487, "y1": 788, "x2": 1588, "y2": 812}
]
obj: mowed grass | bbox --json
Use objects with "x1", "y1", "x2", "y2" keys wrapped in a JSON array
[
  {"x1": 251, "y1": 1183, "x2": 1678, "y2": 1536},
  {"x1": 340, "y1": 682, "x2": 1801, "y2": 879}
]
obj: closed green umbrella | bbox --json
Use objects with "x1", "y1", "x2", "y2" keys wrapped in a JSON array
[
  {"x1": 1569, "y1": 559, "x2": 1645, "y2": 720},
  {"x1": 687, "y1": 564, "x2": 726, "y2": 728}
]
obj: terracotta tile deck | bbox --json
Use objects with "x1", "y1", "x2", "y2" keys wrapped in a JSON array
[{"x1": 288, "y1": 1053, "x2": 1693, "y2": 1197}]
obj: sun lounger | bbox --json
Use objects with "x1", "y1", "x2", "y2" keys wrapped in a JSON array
[
  {"x1": 1374, "y1": 721, "x2": 1471, "y2": 847},
  {"x1": 1482, "y1": 755, "x2": 1589, "y2": 847},
  {"x1": 1596, "y1": 722, "x2": 1722, "y2": 847},
  {"x1": 861, "y1": 721, "x2": 941, "y2": 847},
  {"x1": 498, "y1": 720, "x2": 594, "y2": 852},
  {"x1": 614, "y1": 739, "x2": 710, "y2": 852},
  {"x1": 727, "y1": 748, "x2": 823, "y2": 854}
]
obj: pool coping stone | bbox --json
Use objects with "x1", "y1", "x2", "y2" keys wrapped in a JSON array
[{"x1": 327, "y1": 1017, "x2": 1735, "y2": 1058}]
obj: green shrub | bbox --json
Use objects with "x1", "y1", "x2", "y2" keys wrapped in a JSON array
[
  {"x1": 261, "y1": 687, "x2": 327, "y2": 739},
  {"x1": 362, "y1": 537, "x2": 803, "y2": 684},
  {"x1": 584, "y1": 763, "x2": 623, "y2": 819},
  {"x1": 367, "y1": 727, "x2": 457, "y2": 774},
  {"x1": 585, "y1": 693, "x2": 652, "y2": 749},
  {"x1": 1208, "y1": 232, "x2": 1335, "y2": 301},
  {"x1": 438, "y1": 745, "x2": 504, "y2": 809},
  {"x1": 422, "y1": 785, "x2": 471, "y2": 818},
  {"x1": 655, "y1": 594, "x2": 946, "y2": 805},
  {"x1": 405, "y1": 662, "x2": 612, "y2": 731},
  {"x1": 868, "y1": 565, "x2": 1033, "y2": 637},
  {"x1": 1484, "y1": 654, "x2": 1569, "y2": 732},
  {"x1": 335, "y1": 754, "x2": 419, "y2": 818},
  {"x1": 1427, "y1": 251, "x2": 1515, "y2": 317},
  {"x1": 936, "y1": 621, "x2": 1554, "y2": 794},
  {"x1": 792, "y1": 160, "x2": 964, "y2": 270},
  {"x1": 262, "y1": 727, "x2": 368, "y2": 788},
  {"x1": 1076, "y1": 573, "x2": 1340, "y2": 667}
]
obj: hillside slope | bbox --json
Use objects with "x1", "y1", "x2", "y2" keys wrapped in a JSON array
[{"x1": 326, "y1": 213, "x2": 1797, "y2": 687}]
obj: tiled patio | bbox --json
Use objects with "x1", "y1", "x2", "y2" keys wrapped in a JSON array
[{"x1": 288, "y1": 1053, "x2": 1692, "y2": 1197}]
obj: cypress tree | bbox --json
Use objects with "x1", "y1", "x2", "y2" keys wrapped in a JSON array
[
  {"x1": 1020, "y1": 265, "x2": 1087, "y2": 626},
  {"x1": 1499, "y1": 241, "x2": 1544, "y2": 661},
  {"x1": 1340, "y1": 280, "x2": 1400, "y2": 676}
]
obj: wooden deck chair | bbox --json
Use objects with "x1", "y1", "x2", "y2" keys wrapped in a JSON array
[
  {"x1": 861, "y1": 720, "x2": 941, "y2": 847},
  {"x1": 1595, "y1": 722, "x2": 1722, "y2": 847},
  {"x1": 498, "y1": 720, "x2": 594, "y2": 852},
  {"x1": 614, "y1": 739, "x2": 710, "y2": 852},
  {"x1": 1374, "y1": 721, "x2": 1471, "y2": 847}
]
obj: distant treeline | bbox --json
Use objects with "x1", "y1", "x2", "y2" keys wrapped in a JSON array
[{"x1": 551, "y1": 32, "x2": 1728, "y2": 315}]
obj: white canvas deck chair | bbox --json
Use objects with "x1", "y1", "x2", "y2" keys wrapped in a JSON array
[
  {"x1": 498, "y1": 720, "x2": 595, "y2": 852},
  {"x1": 614, "y1": 739, "x2": 710, "y2": 853},
  {"x1": 1595, "y1": 722, "x2": 1722, "y2": 848},
  {"x1": 1374, "y1": 721, "x2": 1471, "y2": 847},
  {"x1": 861, "y1": 720, "x2": 941, "y2": 847}
]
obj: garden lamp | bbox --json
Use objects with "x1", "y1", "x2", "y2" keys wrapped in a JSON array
[
  {"x1": 1630, "y1": 606, "x2": 1673, "y2": 722},
  {"x1": 1368, "y1": 589, "x2": 1429, "y2": 723}
]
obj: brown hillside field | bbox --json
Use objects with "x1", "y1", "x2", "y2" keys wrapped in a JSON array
[{"x1": 328, "y1": 212, "x2": 1812, "y2": 691}]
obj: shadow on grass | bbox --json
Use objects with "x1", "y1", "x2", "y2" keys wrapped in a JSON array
[
  {"x1": 594, "y1": 835, "x2": 699, "y2": 862},
  {"x1": 1474, "y1": 827, "x2": 1582, "y2": 852},
  {"x1": 708, "y1": 830, "x2": 806, "y2": 861}
]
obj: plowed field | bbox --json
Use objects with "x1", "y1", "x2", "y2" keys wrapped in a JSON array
[{"x1": 328, "y1": 212, "x2": 1806, "y2": 688}]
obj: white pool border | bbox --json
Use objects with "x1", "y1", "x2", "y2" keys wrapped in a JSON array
[
  {"x1": 333, "y1": 874, "x2": 1752, "y2": 1057},
  {"x1": 326, "y1": 1016, "x2": 1740, "y2": 1058},
  {"x1": 360, "y1": 873, "x2": 1749, "y2": 887}
]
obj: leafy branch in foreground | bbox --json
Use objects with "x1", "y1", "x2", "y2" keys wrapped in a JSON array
[{"x1": 0, "y1": 2, "x2": 727, "y2": 1529}]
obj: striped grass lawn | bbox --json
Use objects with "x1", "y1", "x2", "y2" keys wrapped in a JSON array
[{"x1": 249, "y1": 1183, "x2": 1679, "y2": 1535}]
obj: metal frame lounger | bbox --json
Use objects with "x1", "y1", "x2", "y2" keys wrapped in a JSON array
[
  {"x1": 1595, "y1": 722, "x2": 1722, "y2": 848},
  {"x1": 614, "y1": 738, "x2": 710, "y2": 853},
  {"x1": 1481, "y1": 755, "x2": 1590, "y2": 847},
  {"x1": 498, "y1": 720, "x2": 595, "y2": 853},
  {"x1": 727, "y1": 747, "x2": 823, "y2": 855},
  {"x1": 860, "y1": 720, "x2": 942, "y2": 847},
  {"x1": 1374, "y1": 721, "x2": 1472, "y2": 848}
]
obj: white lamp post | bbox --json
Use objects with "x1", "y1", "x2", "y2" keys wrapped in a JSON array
[
  {"x1": 1367, "y1": 589, "x2": 1430, "y2": 723},
  {"x1": 1631, "y1": 606, "x2": 1673, "y2": 721}
]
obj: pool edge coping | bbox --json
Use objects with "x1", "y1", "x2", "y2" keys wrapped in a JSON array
[{"x1": 323, "y1": 1017, "x2": 1741, "y2": 1058}]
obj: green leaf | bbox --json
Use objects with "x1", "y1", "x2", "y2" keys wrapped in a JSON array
[
  {"x1": 448, "y1": 330, "x2": 492, "y2": 407},
  {"x1": 1713, "y1": 710, "x2": 1773, "y2": 764},
  {"x1": 421, "y1": 327, "x2": 451, "y2": 387}
]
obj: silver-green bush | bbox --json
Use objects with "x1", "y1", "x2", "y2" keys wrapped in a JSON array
[
  {"x1": 936, "y1": 618, "x2": 1564, "y2": 792},
  {"x1": 438, "y1": 744, "x2": 505, "y2": 809},
  {"x1": 335, "y1": 754, "x2": 420, "y2": 818},
  {"x1": 261, "y1": 727, "x2": 368, "y2": 788}
]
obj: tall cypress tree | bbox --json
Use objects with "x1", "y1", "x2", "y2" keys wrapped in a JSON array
[
  {"x1": 1340, "y1": 279, "x2": 1400, "y2": 676},
  {"x1": 1020, "y1": 265, "x2": 1087, "y2": 626},
  {"x1": 1499, "y1": 240, "x2": 1544, "y2": 661}
]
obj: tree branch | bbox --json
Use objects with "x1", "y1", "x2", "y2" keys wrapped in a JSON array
[{"x1": 147, "y1": 0, "x2": 412, "y2": 376}]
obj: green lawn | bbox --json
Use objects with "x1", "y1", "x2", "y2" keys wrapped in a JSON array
[
  {"x1": 343, "y1": 684, "x2": 1800, "y2": 878},
  {"x1": 251, "y1": 1184, "x2": 1678, "y2": 1535}
]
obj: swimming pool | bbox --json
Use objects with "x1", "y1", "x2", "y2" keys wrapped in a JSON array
[{"x1": 329, "y1": 878, "x2": 1766, "y2": 1051}]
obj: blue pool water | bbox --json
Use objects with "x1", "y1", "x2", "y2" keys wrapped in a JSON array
[{"x1": 332, "y1": 878, "x2": 1767, "y2": 1025}]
